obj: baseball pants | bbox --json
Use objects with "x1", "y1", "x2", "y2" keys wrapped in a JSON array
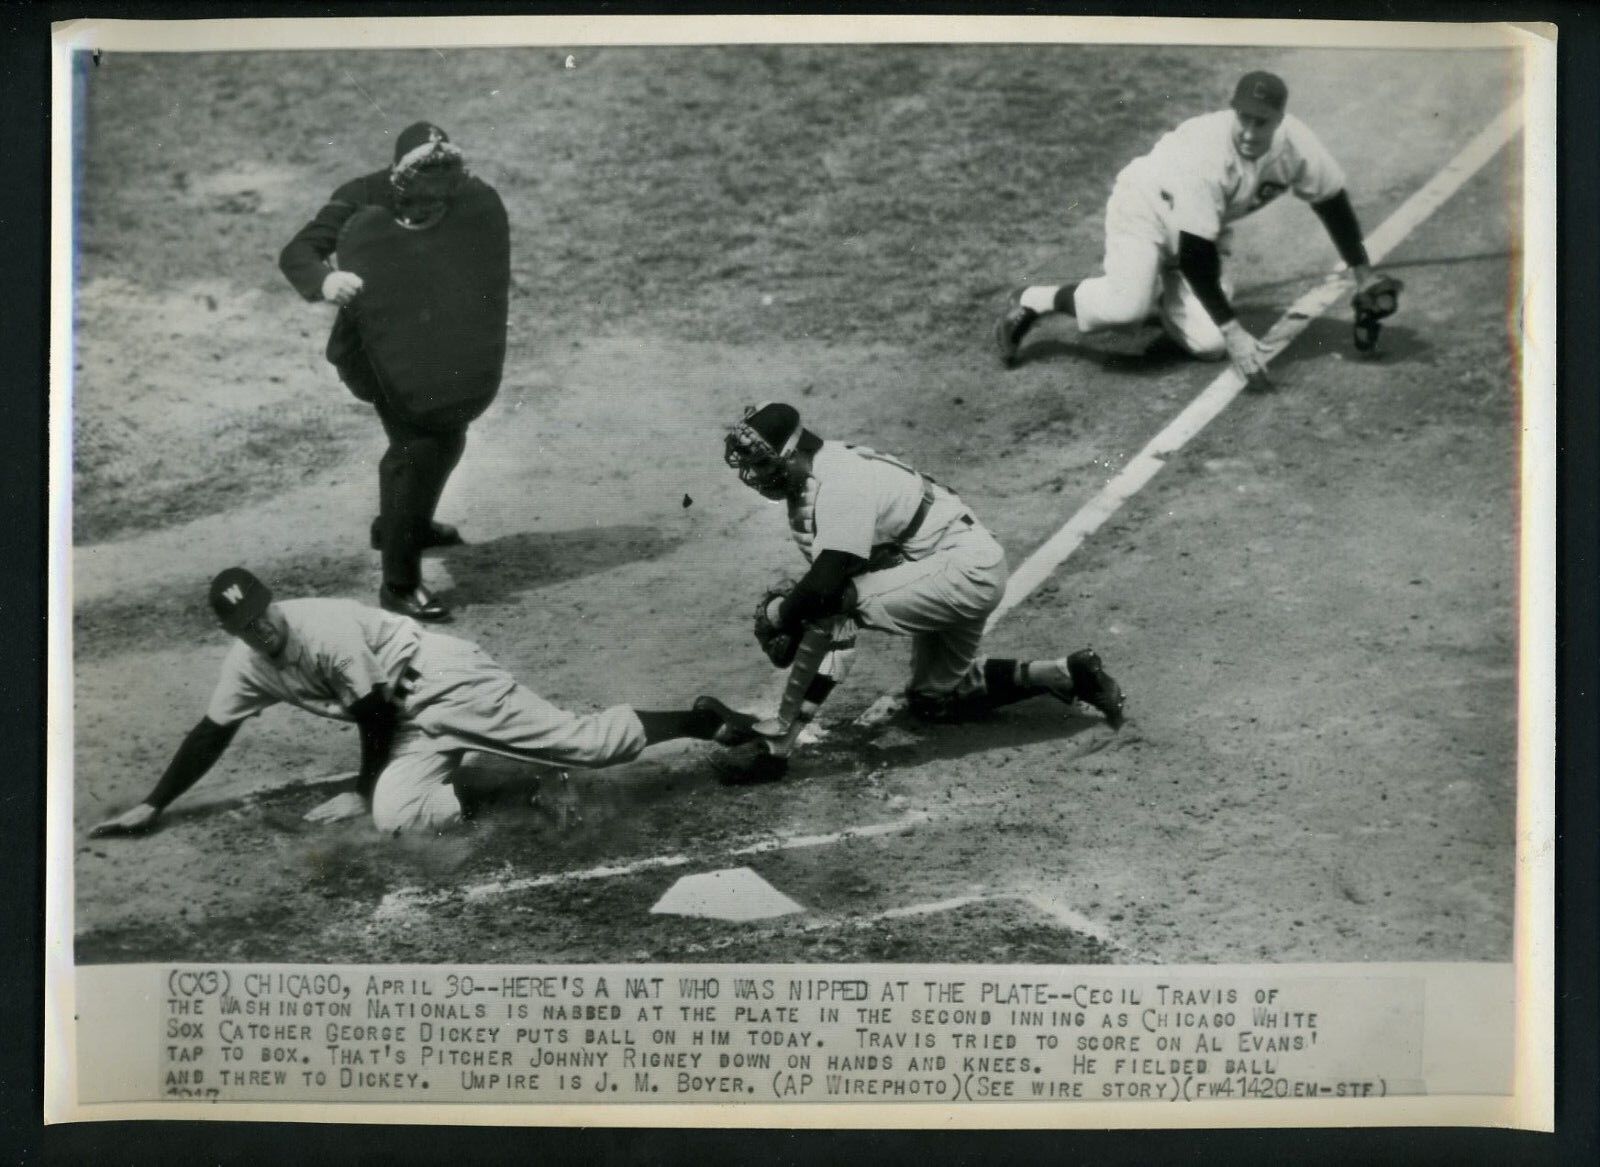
[
  {"x1": 848, "y1": 519, "x2": 1009, "y2": 699},
  {"x1": 374, "y1": 395, "x2": 468, "y2": 592},
  {"x1": 336, "y1": 351, "x2": 469, "y2": 592},
  {"x1": 1071, "y1": 180, "x2": 1235, "y2": 359},
  {"x1": 371, "y1": 633, "x2": 649, "y2": 833}
]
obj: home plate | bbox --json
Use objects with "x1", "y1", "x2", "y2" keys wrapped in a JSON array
[{"x1": 650, "y1": 867, "x2": 805, "y2": 921}]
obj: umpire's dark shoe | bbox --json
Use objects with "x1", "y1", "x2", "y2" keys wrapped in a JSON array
[
  {"x1": 693, "y1": 695, "x2": 762, "y2": 746},
  {"x1": 370, "y1": 518, "x2": 465, "y2": 551},
  {"x1": 380, "y1": 584, "x2": 451, "y2": 622},
  {"x1": 1066, "y1": 648, "x2": 1126, "y2": 730},
  {"x1": 711, "y1": 740, "x2": 789, "y2": 786},
  {"x1": 994, "y1": 302, "x2": 1040, "y2": 368}
]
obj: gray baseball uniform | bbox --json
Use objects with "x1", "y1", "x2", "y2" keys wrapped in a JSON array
[
  {"x1": 786, "y1": 443, "x2": 1007, "y2": 701},
  {"x1": 206, "y1": 598, "x2": 647, "y2": 832}
]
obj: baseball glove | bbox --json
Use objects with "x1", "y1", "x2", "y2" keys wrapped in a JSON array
[
  {"x1": 1352, "y1": 274, "x2": 1403, "y2": 353},
  {"x1": 753, "y1": 581, "x2": 800, "y2": 668}
]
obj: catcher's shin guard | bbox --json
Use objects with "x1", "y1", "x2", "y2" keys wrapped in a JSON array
[
  {"x1": 762, "y1": 624, "x2": 836, "y2": 757},
  {"x1": 715, "y1": 624, "x2": 855, "y2": 784}
]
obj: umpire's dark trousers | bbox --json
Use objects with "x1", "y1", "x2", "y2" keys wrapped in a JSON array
[{"x1": 338, "y1": 355, "x2": 467, "y2": 592}]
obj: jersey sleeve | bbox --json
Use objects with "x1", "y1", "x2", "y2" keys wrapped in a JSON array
[
  {"x1": 1147, "y1": 117, "x2": 1228, "y2": 241},
  {"x1": 1287, "y1": 118, "x2": 1348, "y2": 203},
  {"x1": 809, "y1": 462, "x2": 878, "y2": 559},
  {"x1": 204, "y1": 643, "x2": 280, "y2": 725},
  {"x1": 278, "y1": 175, "x2": 372, "y2": 301},
  {"x1": 1168, "y1": 171, "x2": 1225, "y2": 241},
  {"x1": 322, "y1": 623, "x2": 391, "y2": 710}
]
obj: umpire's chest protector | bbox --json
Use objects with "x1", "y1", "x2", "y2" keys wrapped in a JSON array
[{"x1": 337, "y1": 179, "x2": 511, "y2": 429}]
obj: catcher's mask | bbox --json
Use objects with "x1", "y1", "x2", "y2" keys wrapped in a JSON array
[
  {"x1": 725, "y1": 402, "x2": 802, "y2": 498},
  {"x1": 390, "y1": 123, "x2": 467, "y2": 229}
]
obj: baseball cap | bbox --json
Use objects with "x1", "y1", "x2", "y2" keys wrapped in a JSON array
[
  {"x1": 1230, "y1": 71, "x2": 1288, "y2": 119},
  {"x1": 209, "y1": 567, "x2": 272, "y2": 633},
  {"x1": 393, "y1": 121, "x2": 451, "y2": 166}
]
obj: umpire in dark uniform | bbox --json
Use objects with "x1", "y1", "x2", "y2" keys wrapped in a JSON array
[{"x1": 279, "y1": 121, "x2": 508, "y2": 623}]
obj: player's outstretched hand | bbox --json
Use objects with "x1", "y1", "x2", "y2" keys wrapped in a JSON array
[
  {"x1": 89, "y1": 803, "x2": 160, "y2": 838},
  {"x1": 320, "y1": 271, "x2": 365, "y2": 305},
  {"x1": 1221, "y1": 320, "x2": 1273, "y2": 390},
  {"x1": 304, "y1": 791, "x2": 367, "y2": 825}
]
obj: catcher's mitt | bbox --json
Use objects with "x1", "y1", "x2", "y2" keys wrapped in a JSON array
[
  {"x1": 1352, "y1": 274, "x2": 1403, "y2": 353},
  {"x1": 753, "y1": 582, "x2": 800, "y2": 668}
]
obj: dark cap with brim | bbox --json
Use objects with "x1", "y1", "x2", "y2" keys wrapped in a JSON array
[
  {"x1": 209, "y1": 567, "x2": 272, "y2": 633},
  {"x1": 1231, "y1": 71, "x2": 1288, "y2": 119}
]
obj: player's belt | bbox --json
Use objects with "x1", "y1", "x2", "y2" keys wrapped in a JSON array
[
  {"x1": 901, "y1": 484, "x2": 977, "y2": 541},
  {"x1": 865, "y1": 480, "x2": 946, "y2": 569},
  {"x1": 895, "y1": 480, "x2": 938, "y2": 547}
]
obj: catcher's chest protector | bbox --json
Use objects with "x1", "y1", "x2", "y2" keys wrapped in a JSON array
[
  {"x1": 337, "y1": 179, "x2": 511, "y2": 429},
  {"x1": 787, "y1": 476, "x2": 819, "y2": 561}
]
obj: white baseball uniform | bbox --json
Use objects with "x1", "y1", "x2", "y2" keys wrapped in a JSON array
[
  {"x1": 1072, "y1": 110, "x2": 1346, "y2": 355},
  {"x1": 205, "y1": 598, "x2": 647, "y2": 832},
  {"x1": 787, "y1": 443, "x2": 1007, "y2": 700}
]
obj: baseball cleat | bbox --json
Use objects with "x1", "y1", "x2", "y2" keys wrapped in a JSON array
[
  {"x1": 907, "y1": 690, "x2": 979, "y2": 723},
  {"x1": 1066, "y1": 648, "x2": 1126, "y2": 730},
  {"x1": 692, "y1": 695, "x2": 762, "y2": 745},
  {"x1": 994, "y1": 303, "x2": 1040, "y2": 368},
  {"x1": 380, "y1": 583, "x2": 451, "y2": 622},
  {"x1": 711, "y1": 740, "x2": 790, "y2": 786},
  {"x1": 370, "y1": 519, "x2": 464, "y2": 551}
]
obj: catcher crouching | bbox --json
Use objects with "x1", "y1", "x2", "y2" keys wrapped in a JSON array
[{"x1": 718, "y1": 402, "x2": 1126, "y2": 784}]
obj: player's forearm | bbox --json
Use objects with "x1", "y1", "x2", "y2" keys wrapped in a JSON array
[
  {"x1": 777, "y1": 550, "x2": 866, "y2": 631},
  {"x1": 1176, "y1": 231, "x2": 1236, "y2": 326},
  {"x1": 144, "y1": 717, "x2": 240, "y2": 810},
  {"x1": 349, "y1": 691, "x2": 400, "y2": 804},
  {"x1": 1310, "y1": 190, "x2": 1371, "y2": 271}
]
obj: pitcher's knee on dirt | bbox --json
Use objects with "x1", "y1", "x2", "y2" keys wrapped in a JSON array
[{"x1": 1158, "y1": 267, "x2": 1230, "y2": 359}]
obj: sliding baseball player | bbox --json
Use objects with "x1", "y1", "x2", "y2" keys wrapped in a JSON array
[{"x1": 89, "y1": 568, "x2": 757, "y2": 836}]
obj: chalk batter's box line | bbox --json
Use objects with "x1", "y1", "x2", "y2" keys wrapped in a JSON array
[
  {"x1": 376, "y1": 720, "x2": 1120, "y2": 916},
  {"x1": 368, "y1": 777, "x2": 1122, "y2": 921},
  {"x1": 372, "y1": 806, "x2": 950, "y2": 920},
  {"x1": 665, "y1": 891, "x2": 1147, "y2": 961}
]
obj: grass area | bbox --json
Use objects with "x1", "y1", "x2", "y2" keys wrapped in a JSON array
[{"x1": 72, "y1": 44, "x2": 1260, "y2": 543}]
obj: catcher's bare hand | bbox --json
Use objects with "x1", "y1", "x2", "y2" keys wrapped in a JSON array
[
  {"x1": 89, "y1": 803, "x2": 160, "y2": 838},
  {"x1": 321, "y1": 271, "x2": 365, "y2": 305},
  {"x1": 304, "y1": 791, "x2": 368, "y2": 825}
]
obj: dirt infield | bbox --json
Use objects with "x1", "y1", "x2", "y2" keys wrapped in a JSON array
[{"x1": 70, "y1": 45, "x2": 1520, "y2": 966}]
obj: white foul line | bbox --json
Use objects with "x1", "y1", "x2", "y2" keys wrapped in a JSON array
[{"x1": 990, "y1": 101, "x2": 1523, "y2": 627}]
